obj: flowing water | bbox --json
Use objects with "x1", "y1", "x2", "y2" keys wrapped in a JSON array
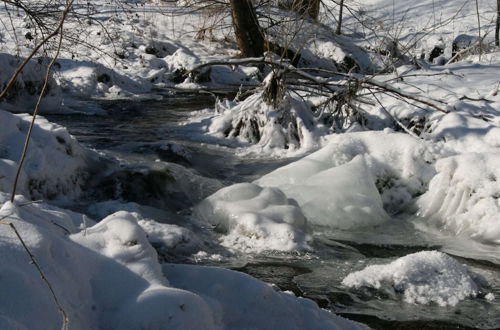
[{"x1": 46, "y1": 95, "x2": 500, "y2": 330}]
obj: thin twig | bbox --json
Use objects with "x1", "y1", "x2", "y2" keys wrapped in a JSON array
[
  {"x1": 10, "y1": 0, "x2": 73, "y2": 203},
  {"x1": 0, "y1": 216, "x2": 69, "y2": 329}
]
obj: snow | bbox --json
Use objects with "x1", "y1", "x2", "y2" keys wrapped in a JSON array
[
  {"x1": 0, "y1": 109, "x2": 98, "y2": 200},
  {"x1": 2, "y1": 0, "x2": 500, "y2": 328},
  {"x1": 164, "y1": 263, "x2": 361, "y2": 330},
  {"x1": 342, "y1": 251, "x2": 482, "y2": 306},
  {"x1": 208, "y1": 90, "x2": 324, "y2": 155},
  {"x1": 418, "y1": 152, "x2": 500, "y2": 244},
  {"x1": 194, "y1": 182, "x2": 311, "y2": 253},
  {"x1": 0, "y1": 197, "x2": 359, "y2": 329}
]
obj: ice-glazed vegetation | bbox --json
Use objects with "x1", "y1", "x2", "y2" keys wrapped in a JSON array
[{"x1": 1, "y1": 0, "x2": 500, "y2": 329}]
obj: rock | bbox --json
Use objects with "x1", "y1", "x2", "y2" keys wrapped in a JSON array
[
  {"x1": 451, "y1": 34, "x2": 479, "y2": 61},
  {"x1": 428, "y1": 46, "x2": 444, "y2": 63}
]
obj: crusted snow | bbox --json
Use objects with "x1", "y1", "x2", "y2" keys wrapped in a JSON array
[{"x1": 342, "y1": 251, "x2": 480, "y2": 306}]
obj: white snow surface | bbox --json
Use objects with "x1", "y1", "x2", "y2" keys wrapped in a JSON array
[
  {"x1": 0, "y1": 198, "x2": 361, "y2": 330},
  {"x1": 194, "y1": 182, "x2": 311, "y2": 253},
  {"x1": 342, "y1": 251, "x2": 480, "y2": 306},
  {"x1": 0, "y1": 109, "x2": 96, "y2": 200}
]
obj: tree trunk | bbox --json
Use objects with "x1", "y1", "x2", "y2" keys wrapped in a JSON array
[
  {"x1": 292, "y1": 0, "x2": 320, "y2": 20},
  {"x1": 229, "y1": 0, "x2": 264, "y2": 57},
  {"x1": 496, "y1": 0, "x2": 500, "y2": 46},
  {"x1": 336, "y1": 0, "x2": 345, "y2": 35}
]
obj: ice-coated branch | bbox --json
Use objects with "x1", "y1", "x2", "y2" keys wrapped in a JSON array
[{"x1": 189, "y1": 57, "x2": 449, "y2": 113}]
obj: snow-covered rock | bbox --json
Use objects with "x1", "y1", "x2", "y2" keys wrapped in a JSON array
[
  {"x1": 194, "y1": 182, "x2": 311, "y2": 253},
  {"x1": 0, "y1": 109, "x2": 98, "y2": 200},
  {"x1": 342, "y1": 251, "x2": 480, "y2": 306}
]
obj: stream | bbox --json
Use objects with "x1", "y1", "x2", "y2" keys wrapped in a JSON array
[{"x1": 46, "y1": 95, "x2": 500, "y2": 330}]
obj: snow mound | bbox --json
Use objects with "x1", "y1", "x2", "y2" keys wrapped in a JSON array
[
  {"x1": 0, "y1": 197, "x2": 360, "y2": 329},
  {"x1": 418, "y1": 152, "x2": 500, "y2": 244},
  {"x1": 0, "y1": 54, "x2": 61, "y2": 113},
  {"x1": 164, "y1": 263, "x2": 362, "y2": 330},
  {"x1": 209, "y1": 91, "x2": 323, "y2": 154},
  {"x1": 0, "y1": 109, "x2": 97, "y2": 200},
  {"x1": 194, "y1": 182, "x2": 311, "y2": 253},
  {"x1": 342, "y1": 251, "x2": 479, "y2": 306},
  {"x1": 256, "y1": 131, "x2": 435, "y2": 226}
]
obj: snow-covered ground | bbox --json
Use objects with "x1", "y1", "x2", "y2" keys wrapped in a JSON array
[{"x1": 2, "y1": 0, "x2": 500, "y2": 328}]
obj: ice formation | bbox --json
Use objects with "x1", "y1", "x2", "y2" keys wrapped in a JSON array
[
  {"x1": 418, "y1": 152, "x2": 500, "y2": 244},
  {"x1": 194, "y1": 182, "x2": 311, "y2": 252},
  {"x1": 256, "y1": 131, "x2": 434, "y2": 226},
  {"x1": 342, "y1": 251, "x2": 479, "y2": 306},
  {"x1": 208, "y1": 91, "x2": 322, "y2": 153}
]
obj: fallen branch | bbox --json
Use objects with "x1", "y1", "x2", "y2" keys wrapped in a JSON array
[{"x1": 189, "y1": 57, "x2": 449, "y2": 113}]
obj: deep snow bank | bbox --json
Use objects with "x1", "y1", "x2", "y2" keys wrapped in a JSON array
[
  {"x1": 164, "y1": 263, "x2": 360, "y2": 330},
  {"x1": 0, "y1": 109, "x2": 98, "y2": 200},
  {"x1": 342, "y1": 251, "x2": 484, "y2": 306},
  {"x1": 0, "y1": 197, "x2": 360, "y2": 329},
  {"x1": 194, "y1": 182, "x2": 311, "y2": 253}
]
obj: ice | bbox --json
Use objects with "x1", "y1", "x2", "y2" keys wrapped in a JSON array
[
  {"x1": 418, "y1": 152, "x2": 500, "y2": 244},
  {"x1": 257, "y1": 131, "x2": 435, "y2": 225},
  {"x1": 342, "y1": 251, "x2": 482, "y2": 306},
  {"x1": 194, "y1": 182, "x2": 311, "y2": 252},
  {"x1": 208, "y1": 90, "x2": 324, "y2": 156},
  {"x1": 273, "y1": 155, "x2": 388, "y2": 229}
]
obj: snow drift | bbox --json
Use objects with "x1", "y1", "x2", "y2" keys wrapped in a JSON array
[{"x1": 0, "y1": 196, "x2": 360, "y2": 329}]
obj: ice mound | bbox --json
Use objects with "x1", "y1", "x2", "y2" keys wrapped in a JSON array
[
  {"x1": 342, "y1": 251, "x2": 479, "y2": 306},
  {"x1": 256, "y1": 131, "x2": 434, "y2": 226},
  {"x1": 0, "y1": 110, "x2": 97, "y2": 200},
  {"x1": 418, "y1": 152, "x2": 500, "y2": 244},
  {"x1": 194, "y1": 182, "x2": 311, "y2": 252},
  {"x1": 267, "y1": 155, "x2": 388, "y2": 229}
]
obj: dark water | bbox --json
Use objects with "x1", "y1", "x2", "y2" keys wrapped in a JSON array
[{"x1": 46, "y1": 96, "x2": 500, "y2": 330}]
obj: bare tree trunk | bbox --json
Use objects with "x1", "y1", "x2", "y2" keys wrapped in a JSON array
[
  {"x1": 496, "y1": 0, "x2": 500, "y2": 46},
  {"x1": 292, "y1": 0, "x2": 320, "y2": 20},
  {"x1": 229, "y1": 0, "x2": 264, "y2": 57},
  {"x1": 336, "y1": 0, "x2": 345, "y2": 35},
  {"x1": 475, "y1": 0, "x2": 482, "y2": 60}
]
